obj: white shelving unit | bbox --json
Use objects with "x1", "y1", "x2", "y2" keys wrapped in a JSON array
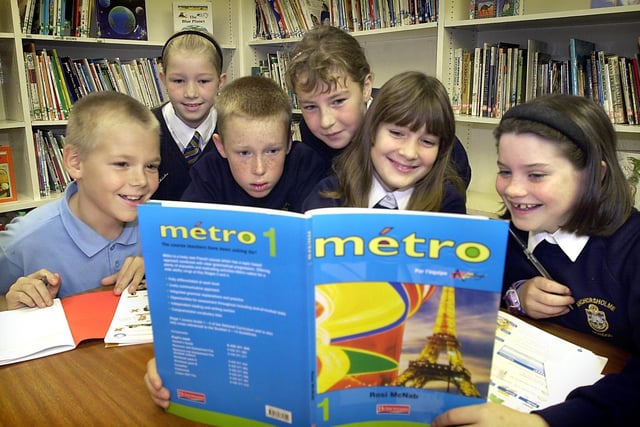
[
  {"x1": 440, "y1": 1, "x2": 640, "y2": 215},
  {"x1": 238, "y1": 0, "x2": 640, "y2": 216},
  {"x1": 0, "y1": 0, "x2": 239, "y2": 213}
]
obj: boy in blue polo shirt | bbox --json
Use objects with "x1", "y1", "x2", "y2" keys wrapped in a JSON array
[{"x1": 0, "y1": 91, "x2": 161, "y2": 310}]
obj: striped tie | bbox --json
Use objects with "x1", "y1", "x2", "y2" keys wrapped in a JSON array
[{"x1": 184, "y1": 131, "x2": 202, "y2": 165}]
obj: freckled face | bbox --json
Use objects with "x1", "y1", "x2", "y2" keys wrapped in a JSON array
[
  {"x1": 214, "y1": 116, "x2": 291, "y2": 198},
  {"x1": 371, "y1": 123, "x2": 439, "y2": 191},
  {"x1": 496, "y1": 133, "x2": 584, "y2": 234}
]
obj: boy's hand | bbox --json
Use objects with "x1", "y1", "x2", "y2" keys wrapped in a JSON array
[
  {"x1": 519, "y1": 277, "x2": 575, "y2": 319},
  {"x1": 5, "y1": 270, "x2": 61, "y2": 310},
  {"x1": 432, "y1": 402, "x2": 549, "y2": 427},
  {"x1": 144, "y1": 357, "x2": 171, "y2": 409},
  {"x1": 100, "y1": 256, "x2": 145, "y2": 295}
]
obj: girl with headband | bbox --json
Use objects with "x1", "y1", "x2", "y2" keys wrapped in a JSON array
[
  {"x1": 433, "y1": 94, "x2": 640, "y2": 427},
  {"x1": 152, "y1": 30, "x2": 227, "y2": 200}
]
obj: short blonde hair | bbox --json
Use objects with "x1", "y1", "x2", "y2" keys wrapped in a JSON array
[
  {"x1": 215, "y1": 76, "x2": 292, "y2": 141},
  {"x1": 65, "y1": 92, "x2": 159, "y2": 156}
]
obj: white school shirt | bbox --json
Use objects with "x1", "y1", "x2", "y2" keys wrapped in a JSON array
[
  {"x1": 161, "y1": 102, "x2": 216, "y2": 152},
  {"x1": 529, "y1": 229, "x2": 590, "y2": 262},
  {"x1": 368, "y1": 175, "x2": 413, "y2": 210}
]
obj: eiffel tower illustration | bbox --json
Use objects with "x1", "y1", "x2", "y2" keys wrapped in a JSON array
[{"x1": 393, "y1": 286, "x2": 480, "y2": 397}]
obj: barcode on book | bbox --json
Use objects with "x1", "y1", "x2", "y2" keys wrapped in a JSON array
[{"x1": 265, "y1": 405, "x2": 292, "y2": 423}]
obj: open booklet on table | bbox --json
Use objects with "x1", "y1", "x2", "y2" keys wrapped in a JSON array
[
  {"x1": 0, "y1": 287, "x2": 153, "y2": 365},
  {"x1": 139, "y1": 201, "x2": 510, "y2": 426},
  {"x1": 489, "y1": 310, "x2": 608, "y2": 412}
]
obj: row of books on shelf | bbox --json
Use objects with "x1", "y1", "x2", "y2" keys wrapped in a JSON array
[
  {"x1": 23, "y1": 42, "x2": 167, "y2": 122},
  {"x1": 254, "y1": 0, "x2": 438, "y2": 40},
  {"x1": 252, "y1": 51, "x2": 299, "y2": 109},
  {"x1": 33, "y1": 129, "x2": 71, "y2": 197},
  {"x1": 20, "y1": 0, "x2": 92, "y2": 37},
  {"x1": 19, "y1": 0, "x2": 149, "y2": 40},
  {"x1": 451, "y1": 38, "x2": 640, "y2": 125}
]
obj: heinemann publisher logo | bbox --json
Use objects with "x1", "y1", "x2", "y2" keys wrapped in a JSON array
[
  {"x1": 376, "y1": 404, "x2": 411, "y2": 415},
  {"x1": 177, "y1": 389, "x2": 206, "y2": 403}
]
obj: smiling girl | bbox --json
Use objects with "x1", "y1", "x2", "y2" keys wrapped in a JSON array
[
  {"x1": 433, "y1": 94, "x2": 640, "y2": 427},
  {"x1": 152, "y1": 30, "x2": 227, "y2": 200},
  {"x1": 302, "y1": 71, "x2": 465, "y2": 213}
]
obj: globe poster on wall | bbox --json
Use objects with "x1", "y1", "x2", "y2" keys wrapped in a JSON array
[{"x1": 96, "y1": 0, "x2": 148, "y2": 40}]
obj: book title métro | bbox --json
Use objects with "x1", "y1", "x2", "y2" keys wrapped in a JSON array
[{"x1": 158, "y1": 223, "x2": 492, "y2": 263}]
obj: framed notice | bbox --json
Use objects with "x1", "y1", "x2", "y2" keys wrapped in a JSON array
[{"x1": 173, "y1": 1, "x2": 213, "y2": 34}]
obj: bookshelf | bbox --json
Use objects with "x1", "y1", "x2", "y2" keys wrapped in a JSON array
[
  {"x1": 239, "y1": 0, "x2": 640, "y2": 216},
  {"x1": 0, "y1": 0, "x2": 240, "y2": 213},
  {"x1": 440, "y1": 1, "x2": 640, "y2": 215}
]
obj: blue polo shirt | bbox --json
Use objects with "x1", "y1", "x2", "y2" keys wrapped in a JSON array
[{"x1": 0, "y1": 181, "x2": 141, "y2": 297}]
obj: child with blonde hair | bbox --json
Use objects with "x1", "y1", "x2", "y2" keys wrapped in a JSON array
[
  {"x1": 0, "y1": 91, "x2": 160, "y2": 309},
  {"x1": 181, "y1": 75, "x2": 326, "y2": 212},
  {"x1": 152, "y1": 30, "x2": 227, "y2": 200}
]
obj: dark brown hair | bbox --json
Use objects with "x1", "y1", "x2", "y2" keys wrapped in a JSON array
[{"x1": 494, "y1": 94, "x2": 632, "y2": 236}]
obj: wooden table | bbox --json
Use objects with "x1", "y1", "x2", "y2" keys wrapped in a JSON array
[
  {"x1": 522, "y1": 315, "x2": 632, "y2": 375},
  {"x1": 0, "y1": 341, "x2": 210, "y2": 426},
  {"x1": 0, "y1": 301, "x2": 631, "y2": 425}
]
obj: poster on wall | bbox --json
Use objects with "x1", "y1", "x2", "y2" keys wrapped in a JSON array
[{"x1": 96, "y1": 0, "x2": 148, "y2": 40}]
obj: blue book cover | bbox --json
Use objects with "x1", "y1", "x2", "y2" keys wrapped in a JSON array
[{"x1": 139, "y1": 203, "x2": 509, "y2": 426}]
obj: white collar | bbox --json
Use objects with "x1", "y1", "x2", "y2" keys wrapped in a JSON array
[
  {"x1": 369, "y1": 176, "x2": 413, "y2": 210},
  {"x1": 161, "y1": 103, "x2": 217, "y2": 151},
  {"x1": 528, "y1": 229, "x2": 590, "y2": 262}
]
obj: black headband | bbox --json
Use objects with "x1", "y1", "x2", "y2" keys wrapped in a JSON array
[
  {"x1": 161, "y1": 30, "x2": 223, "y2": 69},
  {"x1": 501, "y1": 103, "x2": 587, "y2": 153}
]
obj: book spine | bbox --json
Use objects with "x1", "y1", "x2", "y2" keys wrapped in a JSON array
[
  {"x1": 32, "y1": 131, "x2": 48, "y2": 197},
  {"x1": 150, "y1": 58, "x2": 168, "y2": 103},
  {"x1": 44, "y1": 130, "x2": 68, "y2": 190},
  {"x1": 607, "y1": 55, "x2": 625, "y2": 124},
  {"x1": 41, "y1": 49, "x2": 65, "y2": 120},
  {"x1": 23, "y1": 50, "x2": 43, "y2": 120},
  {"x1": 630, "y1": 57, "x2": 640, "y2": 124},
  {"x1": 60, "y1": 56, "x2": 81, "y2": 103},
  {"x1": 50, "y1": 49, "x2": 72, "y2": 119},
  {"x1": 36, "y1": 50, "x2": 55, "y2": 120},
  {"x1": 620, "y1": 57, "x2": 635, "y2": 125},
  {"x1": 471, "y1": 46, "x2": 482, "y2": 116},
  {"x1": 452, "y1": 47, "x2": 463, "y2": 115},
  {"x1": 0, "y1": 145, "x2": 18, "y2": 203},
  {"x1": 461, "y1": 49, "x2": 472, "y2": 115}
]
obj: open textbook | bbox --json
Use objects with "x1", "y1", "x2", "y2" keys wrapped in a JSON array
[
  {"x1": 0, "y1": 288, "x2": 152, "y2": 365},
  {"x1": 104, "y1": 289, "x2": 153, "y2": 347},
  {"x1": 139, "y1": 202, "x2": 510, "y2": 426},
  {"x1": 489, "y1": 311, "x2": 608, "y2": 412}
]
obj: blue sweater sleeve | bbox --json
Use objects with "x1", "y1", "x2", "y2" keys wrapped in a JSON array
[{"x1": 534, "y1": 356, "x2": 640, "y2": 426}]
